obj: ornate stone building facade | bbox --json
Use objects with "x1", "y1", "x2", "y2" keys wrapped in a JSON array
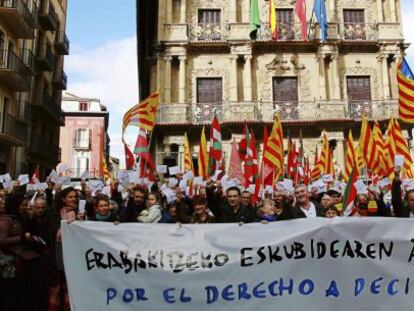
[{"x1": 137, "y1": 0, "x2": 407, "y2": 173}]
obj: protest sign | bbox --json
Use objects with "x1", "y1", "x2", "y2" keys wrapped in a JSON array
[{"x1": 63, "y1": 218, "x2": 414, "y2": 311}]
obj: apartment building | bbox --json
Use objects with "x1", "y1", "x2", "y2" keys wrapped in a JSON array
[
  {"x1": 59, "y1": 92, "x2": 110, "y2": 179},
  {"x1": 0, "y1": 0, "x2": 68, "y2": 177},
  {"x1": 137, "y1": 0, "x2": 407, "y2": 171}
]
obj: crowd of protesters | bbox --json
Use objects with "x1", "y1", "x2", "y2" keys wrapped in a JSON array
[{"x1": 0, "y1": 166, "x2": 413, "y2": 310}]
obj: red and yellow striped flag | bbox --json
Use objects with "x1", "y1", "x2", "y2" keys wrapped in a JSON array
[
  {"x1": 391, "y1": 118, "x2": 414, "y2": 178},
  {"x1": 263, "y1": 115, "x2": 284, "y2": 180},
  {"x1": 384, "y1": 118, "x2": 396, "y2": 178},
  {"x1": 344, "y1": 130, "x2": 356, "y2": 181},
  {"x1": 198, "y1": 127, "x2": 208, "y2": 180},
  {"x1": 359, "y1": 116, "x2": 375, "y2": 170},
  {"x1": 355, "y1": 143, "x2": 365, "y2": 174},
  {"x1": 184, "y1": 132, "x2": 194, "y2": 173},
  {"x1": 372, "y1": 121, "x2": 386, "y2": 176},
  {"x1": 310, "y1": 145, "x2": 321, "y2": 181},
  {"x1": 101, "y1": 152, "x2": 110, "y2": 181},
  {"x1": 269, "y1": 0, "x2": 277, "y2": 40},
  {"x1": 398, "y1": 58, "x2": 414, "y2": 123},
  {"x1": 122, "y1": 92, "x2": 159, "y2": 140},
  {"x1": 319, "y1": 132, "x2": 334, "y2": 175}
]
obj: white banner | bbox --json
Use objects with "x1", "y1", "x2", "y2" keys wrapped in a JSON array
[{"x1": 62, "y1": 218, "x2": 414, "y2": 311}]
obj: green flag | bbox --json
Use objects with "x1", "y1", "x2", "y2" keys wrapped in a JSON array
[{"x1": 250, "y1": 0, "x2": 260, "y2": 40}]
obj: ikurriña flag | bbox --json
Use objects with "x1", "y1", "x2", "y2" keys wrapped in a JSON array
[
  {"x1": 122, "y1": 92, "x2": 159, "y2": 141},
  {"x1": 398, "y1": 58, "x2": 414, "y2": 123}
]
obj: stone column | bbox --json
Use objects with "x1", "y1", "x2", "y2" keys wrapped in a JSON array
[
  {"x1": 317, "y1": 53, "x2": 327, "y2": 99},
  {"x1": 382, "y1": 54, "x2": 390, "y2": 99},
  {"x1": 164, "y1": 144, "x2": 171, "y2": 156},
  {"x1": 229, "y1": 0, "x2": 237, "y2": 23},
  {"x1": 377, "y1": 0, "x2": 383, "y2": 22},
  {"x1": 331, "y1": 54, "x2": 341, "y2": 100},
  {"x1": 389, "y1": 0, "x2": 397, "y2": 22},
  {"x1": 244, "y1": 0, "x2": 250, "y2": 23},
  {"x1": 329, "y1": 0, "x2": 336, "y2": 20},
  {"x1": 156, "y1": 58, "x2": 163, "y2": 100},
  {"x1": 178, "y1": 56, "x2": 186, "y2": 103},
  {"x1": 230, "y1": 55, "x2": 238, "y2": 101},
  {"x1": 244, "y1": 55, "x2": 252, "y2": 102},
  {"x1": 166, "y1": 0, "x2": 173, "y2": 23},
  {"x1": 164, "y1": 56, "x2": 172, "y2": 103},
  {"x1": 376, "y1": 55, "x2": 384, "y2": 99},
  {"x1": 178, "y1": 144, "x2": 185, "y2": 170},
  {"x1": 180, "y1": 0, "x2": 186, "y2": 23}
]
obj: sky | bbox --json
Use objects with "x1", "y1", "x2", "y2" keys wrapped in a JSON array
[{"x1": 65, "y1": 0, "x2": 414, "y2": 168}]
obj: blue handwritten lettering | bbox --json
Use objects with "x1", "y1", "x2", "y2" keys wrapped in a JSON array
[
  {"x1": 163, "y1": 288, "x2": 176, "y2": 304},
  {"x1": 299, "y1": 279, "x2": 314, "y2": 296},
  {"x1": 325, "y1": 280, "x2": 340, "y2": 298},
  {"x1": 106, "y1": 288, "x2": 117, "y2": 305},
  {"x1": 370, "y1": 277, "x2": 383, "y2": 295},
  {"x1": 388, "y1": 279, "x2": 399, "y2": 296},
  {"x1": 354, "y1": 278, "x2": 365, "y2": 297},
  {"x1": 252, "y1": 282, "x2": 266, "y2": 299},
  {"x1": 205, "y1": 286, "x2": 218, "y2": 304}
]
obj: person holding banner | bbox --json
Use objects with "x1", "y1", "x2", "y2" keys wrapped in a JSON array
[
  {"x1": 190, "y1": 195, "x2": 215, "y2": 224},
  {"x1": 91, "y1": 196, "x2": 118, "y2": 222},
  {"x1": 291, "y1": 184, "x2": 324, "y2": 218},
  {"x1": 137, "y1": 193, "x2": 162, "y2": 223},
  {"x1": 206, "y1": 180, "x2": 258, "y2": 223},
  {"x1": 121, "y1": 186, "x2": 147, "y2": 222},
  {"x1": 392, "y1": 166, "x2": 414, "y2": 217}
]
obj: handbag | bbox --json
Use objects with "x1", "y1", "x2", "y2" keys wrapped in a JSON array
[{"x1": 0, "y1": 251, "x2": 16, "y2": 278}]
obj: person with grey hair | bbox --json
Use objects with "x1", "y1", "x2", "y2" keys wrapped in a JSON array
[{"x1": 291, "y1": 184, "x2": 324, "y2": 218}]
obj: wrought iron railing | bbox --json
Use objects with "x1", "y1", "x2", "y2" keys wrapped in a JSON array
[
  {"x1": 156, "y1": 100, "x2": 398, "y2": 124},
  {"x1": 40, "y1": 0, "x2": 58, "y2": 26},
  {"x1": 0, "y1": 0, "x2": 37, "y2": 29},
  {"x1": 341, "y1": 22, "x2": 377, "y2": 41},
  {"x1": 0, "y1": 111, "x2": 27, "y2": 142},
  {"x1": 30, "y1": 136, "x2": 60, "y2": 159},
  {"x1": 55, "y1": 31, "x2": 70, "y2": 52},
  {"x1": 258, "y1": 22, "x2": 314, "y2": 41},
  {"x1": 189, "y1": 23, "x2": 226, "y2": 41},
  {"x1": 0, "y1": 49, "x2": 32, "y2": 86}
]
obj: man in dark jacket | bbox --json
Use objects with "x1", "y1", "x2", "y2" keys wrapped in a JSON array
[
  {"x1": 206, "y1": 181, "x2": 257, "y2": 223},
  {"x1": 291, "y1": 184, "x2": 324, "y2": 218},
  {"x1": 391, "y1": 167, "x2": 413, "y2": 217},
  {"x1": 120, "y1": 187, "x2": 146, "y2": 222}
]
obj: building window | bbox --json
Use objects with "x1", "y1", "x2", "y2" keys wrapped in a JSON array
[
  {"x1": 276, "y1": 9, "x2": 295, "y2": 41},
  {"x1": 273, "y1": 77, "x2": 298, "y2": 120},
  {"x1": 343, "y1": 9, "x2": 365, "y2": 40},
  {"x1": 74, "y1": 151, "x2": 89, "y2": 178},
  {"x1": 74, "y1": 128, "x2": 90, "y2": 149},
  {"x1": 79, "y1": 101, "x2": 89, "y2": 111},
  {"x1": 347, "y1": 76, "x2": 371, "y2": 118},
  {"x1": 196, "y1": 9, "x2": 222, "y2": 40},
  {"x1": 196, "y1": 78, "x2": 222, "y2": 122}
]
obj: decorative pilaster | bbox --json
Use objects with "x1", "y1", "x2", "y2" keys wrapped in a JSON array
[
  {"x1": 389, "y1": 0, "x2": 397, "y2": 22},
  {"x1": 178, "y1": 56, "x2": 186, "y2": 103},
  {"x1": 166, "y1": 0, "x2": 173, "y2": 23},
  {"x1": 381, "y1": 54, "x2": 390, "y2": 99},
  {"x1": 331, "y1": 54, "x2": 341, "y2": 100},
  {"x1": 377, "y1": 0, "x2": 383, "y2": 23},
  {"x1": 230, "y1": 0, "x2": 237, "y2": 23},
  {"x1": 230, "y1": 55, "x2": 238, "y2": 101},
  {"x1": 244, "y1": 55, "x2": 252, "y2": 102},
  {"x1": 164, "y1": 56, "x2": 172, "y2": 103},
  {"x1": 317, "y1": 53, "x2": 327, "y2": 99},
  {"x1": 180, "y1": 0, "x2": 186, "y2": 23}
]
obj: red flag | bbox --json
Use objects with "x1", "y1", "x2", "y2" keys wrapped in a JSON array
[
  {"x1": 304, "y1": 156, "x2": 310, "y2": 185},
  {"x1": 227, "y1": 139, "x2": 245, "y2": 185},
  {"x1": 343, "y1": 165, "x2": 359, "y2": 216},
  {"x1": 295, "y1": 0, "x2": 307, "y2": 41},
  {"x1": 287, "y1": 140, "x2": 297, "y2": 179},
  {"x1": 239, "y1": 122, "x2": 248, "y2": 161},
  {"x1": 260, "y1": 126, "x2": 273, "y2": 187},
  {"x1": 124, "y1": 144, "x2": 135, "y2": 170},
  {"x1": 134, "y1": 129, "x2": 155, "y2": 170},
  {"x1": 31, "y1": 165, "x2": 40, "y2": 184}
]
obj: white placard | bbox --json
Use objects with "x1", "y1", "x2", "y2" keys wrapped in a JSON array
[
  {"x1": 156, "y1": 165, "x2": 168, "y2": 174},
  {"x1": 394, "y1": 154, "x2": 405, "y2": 168},
  {"x1": 78, "y1": 200, "x2": 86, "y2": 214},
  {"x1": 17, "y1": 174, "x2": 29, "y2": 186},
  {"x1": 193, "y1": 177, "x2": 204, "y2": 186},
  {"x1": 168, "y1": 178, "x2": 178, "y2": 188},
  {"x1": 168, "y1": 166, "x2": 181, "y2": 176},
  {"x1": 354, "y1": 179, "x2": 368, "y2": 194},
  {"x1": 80, "y1": 171, "x2": 89, "y2": 181}
]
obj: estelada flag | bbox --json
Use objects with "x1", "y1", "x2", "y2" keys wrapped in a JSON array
[
  {"x1": 122, "y1": 92, "x2": 159, "y2": 141},
  {"x1": 398, "y1": 58, "x2": 414, "y2": 123}
]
